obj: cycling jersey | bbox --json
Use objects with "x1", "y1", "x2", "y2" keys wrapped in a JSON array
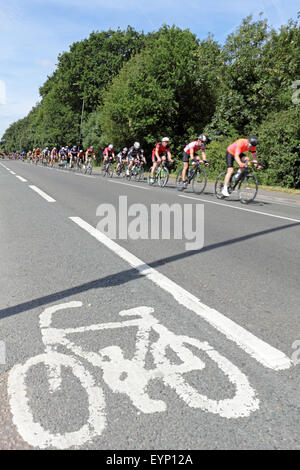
[
  {"x1": 227, "y1": 139, "x2": 256, "y2": 156},
  {"x1": 77, "y1": 151, "x2": 85, "y2": 159},
  {"x1": 128, "y1": 146, "x2": 144, "y2": 159},
  {"x1": 103, "y1": 147, "x2": 114, "y2": 156},
  {"x1": 117, "y1": 151, "x2": 128, "y2": 162},
  {"x1": 184, "y1": 141, "x2": 205, "y2": 154},
  {"x1": 87, "y1": 148, "x2": 95, "y2": 155},
  {"x1": 152, "y1": 142, "x2": 170, "y2": 157}
]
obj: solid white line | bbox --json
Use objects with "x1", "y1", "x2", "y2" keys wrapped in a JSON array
[
  {"x1": 29, "y1": 185, "x2": 56, "y2": 202},
  {"x1": 74, "y1": 173, "x2": 96, "y2": 179},
  {"x1": 109, "y1": 179, "x2": 151, "y2": 190},
  {"x1": 16, "y1": 175, "x2": 27, "y2": 182},
  {"x1": 69, "y1": 216, "x2": 292, "y2": 371},
  {"x1": 178, "y1": 195, "x2": 300, "y2": 223}
]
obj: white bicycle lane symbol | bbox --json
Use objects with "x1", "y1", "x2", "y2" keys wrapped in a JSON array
[{"x1": 8, "y1": 301, "x2": 259, "y2": 449}]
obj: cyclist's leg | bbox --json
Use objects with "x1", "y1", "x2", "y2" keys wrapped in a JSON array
[
  {"x1": 223, "y1": 152, "x2": 235, "y2": 195},
  {"x1": 182, "y1": 152, "x2": 190, "y2": 183}
]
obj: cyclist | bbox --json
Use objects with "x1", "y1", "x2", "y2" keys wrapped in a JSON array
[
  {"x1": 85, "y1": 145, "x2": 96, "y2": 164},
  {"x1": 69, "y1": 146, "x2": 78, "y2": 168},
  {"x1": 222, "y1": 135, "x2": 260, "y2": 197},
  {"x1": 43, "y1": 147, "x2": 50, "y2": 164},
  {"x1": 126, "y1": 142, "x2": 146, "y2": 175},
  {"x1": 182, "y1": 135, "x2": 209, "y2": 188},
  {"x1": 116, "y1": 147, "x2": 128, "y2": 173},
  {"x1": 50, "y1": 147, "x2": 57, "y2": 166},
  {"x1": 77, "y1": 149, "x2": 85, "y2": 168},
  {"x1": 149, "y1": 137, "x2": 173, "y2": 184},
  {"x1": 34, "y1": 147, "x2": 40, "y2": 164},
  {"x1": 103, "y1": 144, "x2": 115, "y2": 165}
]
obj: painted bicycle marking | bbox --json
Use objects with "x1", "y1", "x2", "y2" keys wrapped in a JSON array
[{"x1": 8, "y1": 301, "x2": 259, "y2": 449}]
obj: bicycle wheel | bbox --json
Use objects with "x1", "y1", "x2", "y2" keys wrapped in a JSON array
[
  {"x1": 87, "y1": 164, "x2": 93, "y2": 175},
  {"x1": 158, "y1": 166, "x2": 169, "y2": 188},
  {"x1": 7, "y1": 352, "x2": 106, "y2": 449},
  {"x1": 192, "y1": 168, "x2": 207, "y2": 195},
  {"x1": 101, "y1": 166, "x2": 107, "y2": 177},
  {"x1": 238, "y1": 173, "x2": 258, "y2": 204},
  {"x1": 107, "y1": 164, "x2": 113, "y2": 178},
  {"x1": 215, "y1": 171, "x2": 227, "y2": 199},
  {"x1": 176, "y1": 168, "x2": 185, "y2": 191}
]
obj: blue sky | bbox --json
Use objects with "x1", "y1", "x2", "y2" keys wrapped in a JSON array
[{"x1": 0, "y1": 0, "x2": 299, "y2": 140}]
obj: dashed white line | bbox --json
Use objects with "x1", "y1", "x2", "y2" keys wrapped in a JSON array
[
  {"x1": 178, "y1": 195, "x2": 300, "y2": 223},
  {"x1": 29, "y1": 185, "x2": 56, "y2": 202},
  {"x1": 10, "y1": 171, "x2": 16, "y2": 175},
  {"x1": 69, "y1": 216, "x2": 292, "y2": 371},
  {"x1": 16, "y1": 175, "x2": 27, "y2": 182}
]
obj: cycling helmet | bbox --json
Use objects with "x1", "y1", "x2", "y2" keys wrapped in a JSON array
[
  {"x1": 80, "y1": 149, "x2": 83, "y2": 152},
  {"x1": 91, "y1": 146, "x2": 94, "y2": 149},
  {"x1": 162, "y1": 137, "x2": 169, "y2": 142},
  {"x1": 123, "y1": 147, "x2": 128, "y2": 152},
  {"x1": 134, "y1": 142, "x2": 140, "y2": 149},
  {"x1": 249, "y1": 135, "x2": 258, "y2": 146},
  {"x1": 72, "y1": 146, "x2": 77, "y2": 151},
  {"x1": 198, "y1": 134, "x2": 207, "y2": 142}
]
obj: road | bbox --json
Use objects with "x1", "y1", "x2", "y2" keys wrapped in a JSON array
[{"x1": 0, "y1": 160, "x2": 299, "y2": 450}]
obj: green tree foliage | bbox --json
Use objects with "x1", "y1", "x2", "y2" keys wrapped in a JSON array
[
  {"x1": 2, "y1": 17, "x2": 299, "y2": 187},
  {"x1": 99, "y1": 25, "x2": 220, "y2": 162}
]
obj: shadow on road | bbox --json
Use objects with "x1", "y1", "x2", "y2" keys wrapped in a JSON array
[{"x1": 1, "y1": 222, "x2": 299, "y2": 321}]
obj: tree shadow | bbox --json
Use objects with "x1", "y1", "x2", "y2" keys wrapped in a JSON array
[{"x1": 0, "y1": 222, "x2": 299, "y2": 321}]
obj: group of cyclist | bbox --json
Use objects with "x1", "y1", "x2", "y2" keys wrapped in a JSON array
[{"x1": 6, "y1": 134, "x2": 261, "y2": 197}]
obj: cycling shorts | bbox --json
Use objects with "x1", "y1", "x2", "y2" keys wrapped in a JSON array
[{"x1": 226, "y1": 151, "x2": 246, "y2": 168}]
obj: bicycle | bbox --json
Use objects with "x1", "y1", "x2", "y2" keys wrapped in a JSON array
[
  {"x1": 8, "y1": 301, "x2": 259, "y2": 449},
  {"x1": 125, "y1": 161, "x2": 144, "y2": 182},
  {"x1": 176, "y1": 160, "x2": 208, "y2": 194},
  {"x1": 101, "y1": 159, "x2": 114, "y2": 177},
  {"x1": 115, "y1": 161, "x2": 127, "y2": 178},
  {"x1": 148, "y1": 160, "x2": 171, "y2": 187},
  {"x1": 76, "y1": 158, "x2": 84, "y2": 173},
  {"x1": 84, "y1": 157, "x2": 94, "y2": 175},
  {"x1": 215, "y1": 161, "x2": 261, "y2": 204}
]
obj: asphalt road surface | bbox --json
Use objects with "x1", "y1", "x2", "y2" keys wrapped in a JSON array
[{"x1": 0, "y1": 160, "x2": 299, "y2": 450}]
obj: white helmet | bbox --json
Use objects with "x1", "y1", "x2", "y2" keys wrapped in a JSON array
[
  {"x1": 123, "y1": 147, "x2": 128, "y2": 152},
  {"x1": 109, "y1": 144, "x2": 113, "y2": 149},
  {"x1": 162, "y1": 137, "x2": 169, "y2": 142},
  {"x1": 134, "y1": 142, "x2": 140, "y2": 149},
  {"x1": 198, "y1": 134, "x2": 207, "y2": 142}
]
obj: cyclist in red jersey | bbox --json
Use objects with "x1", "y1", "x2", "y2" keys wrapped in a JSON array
[
  {"x1": 222, "y1": 135, "x2": 261, "y2": 197},
  {"x1": 85, "y1": 146, "x2": 96, "y2": 164},
  {"x1": 150, "y1": 137, "x2": 173, "y2": 183},
  {"x1": 103, "y1": 144, "x2": 115, "y2": 164},
  {"x1": 182, "y1": 134, "x2": 209, "y2": 187}
]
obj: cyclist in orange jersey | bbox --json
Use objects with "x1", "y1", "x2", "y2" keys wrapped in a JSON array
[{"x1": 222, "y1": 136, "x2": 261, "y2": 197}]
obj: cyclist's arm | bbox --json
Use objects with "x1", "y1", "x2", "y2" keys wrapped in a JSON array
[
  {"x1": 234, "y1": 146, "x2": 244, "y2": 167},
  {"x1": 155, "y1": 148, "x2": 162, "y2": 161},
  {"x1": 201, "y1": 149, "x2": 207, "y2": 161}
]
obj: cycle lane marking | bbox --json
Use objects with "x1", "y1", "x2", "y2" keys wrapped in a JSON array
[
  {"x1": 29, "y1": 185, "x2": 56, "y2": 203},
  {"x1": 69, "y1": 216, "x2": 292, "y2": 371},
  {"x1": 7, "y1": 302, "x2": 259, "y2": 449},
  {"x1": 177, "y1": 195, "x2": 300, "y2": 223}
]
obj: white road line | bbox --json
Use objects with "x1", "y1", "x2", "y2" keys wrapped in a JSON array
[
  {"x1": 10, "y1": 171, "x2": 16, "y2": 175},
  {"x1": 109, "y1": 179, "x2": 151, "y2": 190},
  {"x1": 178, "y1": 195, "x2": 300, "y2": 223},
  {"x1": 70, "y1": 216, "x2": 292, "y2": 371},
  {"x1": 16, "y1": 175, "x2": 27, "y2": 182},
  {"x1": 74, "y1": 173, "x2": 96, "y2": 179},
  {"x1": 29, "y1": 185, "x2": 56, "y2": 202}
]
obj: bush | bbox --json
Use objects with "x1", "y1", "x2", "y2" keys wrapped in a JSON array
[{"x1": 257, "y1": 107, "x2": 300, "y2": 188}]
